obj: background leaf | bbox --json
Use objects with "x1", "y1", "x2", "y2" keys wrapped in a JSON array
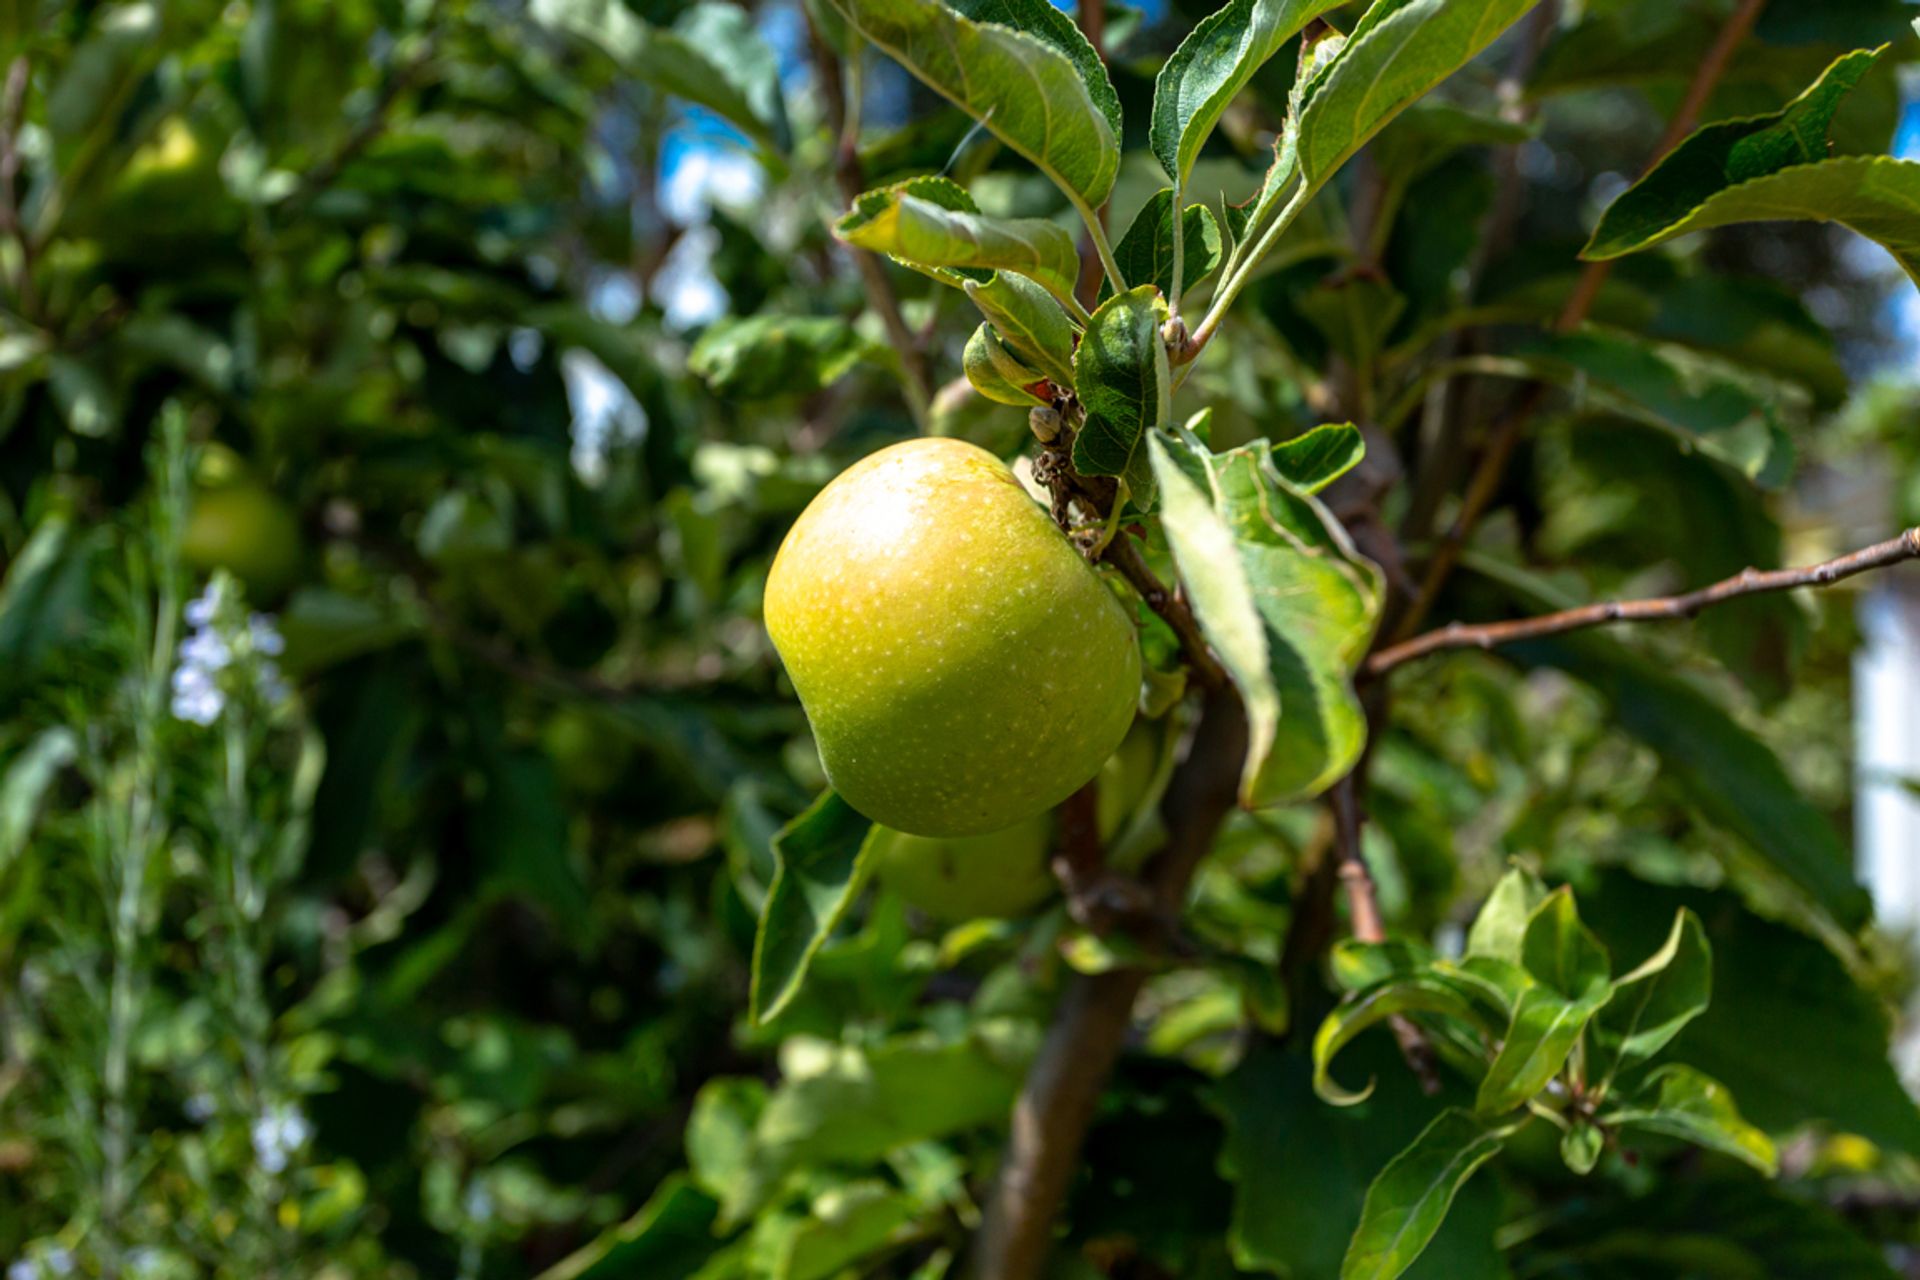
[{"x1": 749, "y1": 791, "x2": 879, "y2": 1025}]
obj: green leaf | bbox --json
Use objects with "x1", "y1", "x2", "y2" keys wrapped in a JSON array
[
  {"x1": 1602, "y1": 1064, "x2": 1777, "y2": 1175},
  {"x1": 837, "y1": 182, "x2": 1083, "y2": 309},
  {"x1": 1102, "y1": 188, "x2": 1224, "y2": 303},
  {"x1": 1314, "y1": 976, "x2": 1493, "y2": 1106},
  {"x1": 963, "y1": 271, "x2": 1078, "y2": 388},
  {"x1": 1464, "y1": 865, "x2": 1547, "y2": 965},
  {"x1": 1501, "y1": 327, "x2": 1802, "y2": 484},
  {"x1": 1342, "y1": 1108, "x2": 1517, "y2": 1280},
  {"x1": 1211, "y1": 1043, "x2": 1510, "y2": 1280},
  {"x1": 1596, "y1": 908, "x2": 1711, "y2": 1079},
  {"x1": 947, "y1": 0, "x2": 1122, "y2": 142},
  {"x1": 1271, "y1": 422, "x2": 1364, "y2": 493},
  {"x1": 1519, "y1": 887, "x2": 1610, "y2": 1000},
  {"x1": 1298, "y1": 0, "x2": 1542, "y2": 189},
  {"x1": 1149, "y1": 432, "x2": 1383, "y2": 806},
  {"x1": 825, "y1": 0, "x2": 1121, "y2": 208},
  {"x1": 1559, "y1": 1121, "x2": 1605, "y2": 1176},
  {"x1": 963, "y1": 324, "x2": 1050, "y2": 407},
  {"x1": 532, "y1": 0, "x2": 789, "y2": 151},
  {"x1": 1476, "y1": 983, "x2": 1611, "y2": 1115},
  {"x1": 689, "y1": 314, "x2": 875, "y2": 400},
  {"x1": 764, "y1": 1181, "x2": 917, "y2": 1280},
  {"x1": 1150, "y1": 0, "x2": 1347, "y2": 186},
  {"x1": 1586, "y1": 49, "x2": 1920, "y2": 287},
  {"x1": 1583, "y1": 877, "x2": 1920, "y2": 1158},
  {"x1": 748, "y1": 791, "x2": 880, "y2": 1025},
  {"x1": 686, "y1": 1078, "x2": 769, "y2": 1200},
  {"x1": 1526, "y1": 1176, "x2": 1899, "y2": 1278},
  {"x1": 730, "y1": 1024, "x2": 1035, "y2": 1219},
  {"x1": 536, "y1": 1175, "x2": 722, "y2": 1280},
  {"x1": 1508, "y1": 632, "x2": 1871, "y2": 932},
  {"x1": 1072, "y1": 286, "x2": 1170, "y2": 503},
  {"x1": 0, "y1": 728, "x2": 76, "y2": 875}
]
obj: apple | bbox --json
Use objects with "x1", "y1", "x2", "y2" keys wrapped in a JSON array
[
  {"x1": 764, "y1": 438, "x2": 1140, "y2": 837},
  {"x1": 872, "y1": 814, "x2": 1056, "y2": 922},
  {"x1": 181, "y1": 482, "x2": 303, "y2": 598}
]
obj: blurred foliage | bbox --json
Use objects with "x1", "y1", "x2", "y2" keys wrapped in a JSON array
[{"x1": 0, "y1": 0, "x2": 1916, "y2": 1277}]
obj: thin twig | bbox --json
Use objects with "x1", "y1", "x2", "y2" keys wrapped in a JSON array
[
  {"x1": 971, "y1": 688, "x2": 1245, "y2": 1280},
  {"x1": 282, "y1": 29, "x2": 439, "y2": 217},
  {"x1": 807, "y1": 21, "x2": 933, "y2": 429},
  {"x1": 1100, "y1": 531, "x2": 1228, "y2": 689},
  {"x1": 1331, "y1": 776, "x2": 1441, "y2": 1093},
  {"x1": 1369, "y1": 528, "x2": 1920, "y2": 677},
  {"x1": 1391, "y1": 0, "x2": 1767, "y2": 645}
]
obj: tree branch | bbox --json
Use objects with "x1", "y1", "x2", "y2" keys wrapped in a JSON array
[
  {"x1": 1369, "y1": 527, "x2": 1920, "y2": 677},
  {"x1": 807, "y1": 21, "x2": 933, "y2": 430},
  {"x1": 1100, "y1": 531, "x2": 1228, "y2": 690},
  {"x1": 970, "y1": 687, "x2": 1245, "y2": 1280},
  {"x1": 283, "y1": 28, "x2": 439, "y2": 218},
  {"x1": 1390, "y1": 0, "x2": 1767, "y2": 645},
  {"x1": 1331, "y1": 775, "x2": 1440, "y2": 1092}
]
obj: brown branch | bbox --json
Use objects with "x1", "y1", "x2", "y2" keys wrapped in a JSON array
[
  {"x1": 1101, "y1": 530, "x2": 1228, "y2": 690},
  {"x1": 971, "y1": 688, "x2": 1245, "y2": 1280},
  {"x1": 1391, "y1": 0, "x2": 1767, "y2": 645},
  {"x1": 1369, "y1": 527, "x2": 1920, "y2": 677},
  {"x1": 1331, "y1": 775, "x2": 1440, "y2": 1092},
  {"x1": 807, "y1": 21, "x2": 933, "y2": 429}
]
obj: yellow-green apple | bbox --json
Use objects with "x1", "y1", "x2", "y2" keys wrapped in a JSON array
[{"x1": 764, "y1": 438, "x2": 1139, "y2": 837}]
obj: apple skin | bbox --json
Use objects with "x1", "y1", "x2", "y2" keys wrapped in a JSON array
[
  {"x1": 875, "y1": 724, "x2": 1162, "y2": 921},
  {"x1": 181, "y1": 484, "x2": 303, "y2": 598},
  {"x1": 764, "y1": 438, "x2": 1140, "y2": 837},
  {"x1": 874, "y1": 814, "x2": 1055, "y2": 922}
]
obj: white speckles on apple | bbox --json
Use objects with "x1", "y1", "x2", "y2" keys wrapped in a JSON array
[{"x1": 764, "y1": 438, "x2": 1140, "y2": 837}]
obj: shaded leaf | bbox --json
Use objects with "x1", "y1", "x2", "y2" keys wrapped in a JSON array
[
  {"x1": 749, "y1": 791, "x2": 880, "y2": 1025},
  {"x1": 532, "y1": 0, "x2": 789, "y2": 150},
  {"x1": 1595, "y1": 908, "x2": 1711, "y2": 1079},
  {"x1": 0, "y1": 728, "x2": 77, "y2": 874},
  {"x1": 1586, "y1": 49, "x2": 1920, "y2": 287},
  {"x1": 1343, "y1": 1108, "x2": 1517, "y2": 1280},
  {"x1": 689, "y1": 314, "x2": 874, "y2": 400},
  {"x1": 536, "y1": 1175, "x2": 722, "y2": 1280},
  {"x1": 1103, "y1": 188, "x2": 1224, "y2": 303},
  {"x1": 1519, "y1": 887, "x2": 1610, "y2": 1000},
  {"x1": 1315, "y1": 976, "x2": 1493, "y2": 1106},
  {"x1": 964, "y1": 323, "x2": 1050, "y2": 407},
  {"x1": 1271, "y1": 422, "x2": 1364, "y2": 494},
  {"x1": 1210, "y1": 1043, "x2": 1510, "y2": 1280},
  {"x1": 1072, "y1": 286, "x2": 1169, "y2": 502},
  {"x1": 963, "y1": 271, "x2": 1077, "y2": 388},
  {"x1": 1508, "y1": 632, "x2": 1871, "y2": 932},
  {"x1": 1583, "y1": 878, "x2": 1920, "y2": 1157}
]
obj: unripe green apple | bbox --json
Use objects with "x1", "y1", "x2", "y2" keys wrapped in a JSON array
[
  {"x1": 876, "y1": 725, "x2": 1163, "y2": 922},
  {"x1": 765, "y1": 438, "x2": 1140, "y2": 837},
  {"x1": 874, "y1": 814, "x2": 1055, "y2": 922},
  {"x1": 181, "y1": 483, "x2": 303, "y2": 598}
]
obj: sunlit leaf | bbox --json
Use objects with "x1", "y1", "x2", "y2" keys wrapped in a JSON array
[
  {"x1": 1602, "y1": 1063, "x2": 1778, "y2": 1175},
  {"x1": 1595, "y1": 908, "x2": 1711, "y2": 1079},
  {"x1": 825, "y1": 0, "x2": 1121, "y2": 208},
  {"x1": 837, "y1": 181, "x2": 1082, "y2": 308}
]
